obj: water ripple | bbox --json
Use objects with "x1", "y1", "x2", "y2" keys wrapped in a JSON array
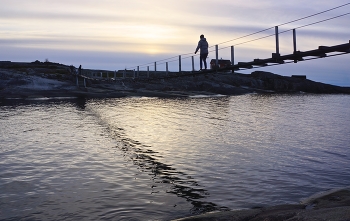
[{"x1": 1, "y1": 95, "x2": 350, "y2": 220}]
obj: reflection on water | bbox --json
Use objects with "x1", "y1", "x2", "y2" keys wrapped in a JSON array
[
  {"x1": 1, "y1": 94, "x2": 350, "y2": 220},
  {"x1": 113, "y1": 133, "x2": 229, "y2": 215}
]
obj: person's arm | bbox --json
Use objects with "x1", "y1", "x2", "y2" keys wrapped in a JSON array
[{"x1": 195, "y1": 41, "x2": 201, "y2": 54}]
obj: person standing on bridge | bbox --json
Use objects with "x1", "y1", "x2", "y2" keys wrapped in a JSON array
[{"x1": 195, "y1": 34, "x2": 209, "y2": 70}]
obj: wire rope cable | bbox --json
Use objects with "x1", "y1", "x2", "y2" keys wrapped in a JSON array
[{"x1": 127, "y1": 3, "x2": 350, "y2": 70}]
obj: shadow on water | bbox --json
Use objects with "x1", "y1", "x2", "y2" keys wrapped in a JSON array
[
  {"x1": 0, "y1": 97, "x2": 230, "y2": 216},
  {"x1": 107, "y1": 126, "x2": 230, "y2": 215}
]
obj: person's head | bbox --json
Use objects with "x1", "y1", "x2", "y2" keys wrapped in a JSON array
[{"x1": 200, "y1": 34, "x2": 204, "y2": 39}]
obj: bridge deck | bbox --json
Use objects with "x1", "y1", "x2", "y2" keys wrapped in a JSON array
[{"x1": 76, "y1": 40, "x2": 349, "y2": 82}]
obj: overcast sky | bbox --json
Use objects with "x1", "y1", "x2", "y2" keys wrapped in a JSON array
[{"x1": 1, "y1": 0, "x2": 349, "y2": 86}]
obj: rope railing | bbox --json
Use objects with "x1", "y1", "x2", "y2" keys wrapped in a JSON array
[{"x1": 124, "y1": 3, "x2": 350, "y2": 76}]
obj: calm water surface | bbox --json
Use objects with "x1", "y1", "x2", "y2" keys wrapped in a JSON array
[{"x1": 1, "y1": 94, "x2": 350, "y2": 220}]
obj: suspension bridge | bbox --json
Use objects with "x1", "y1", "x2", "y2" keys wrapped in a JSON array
[{"x1": 75, "y1": 4, "x2": 350, "y2": 86}]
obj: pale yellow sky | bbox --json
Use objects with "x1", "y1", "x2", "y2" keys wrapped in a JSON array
[{"x1": 0, "y1": 0, "x2": 349, "y2": 85}]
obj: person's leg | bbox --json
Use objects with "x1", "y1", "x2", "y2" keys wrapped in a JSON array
[
  {"x1": 202, "y1": 53, "x2": 208, "y2": 69},
  {"x1": 199, "y1": 56, "x2": 203, "y2": 70}
]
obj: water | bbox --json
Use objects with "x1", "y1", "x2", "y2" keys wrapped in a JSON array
[{"x1": 1, "y1": 94, "x2": 350, "y2": 220}]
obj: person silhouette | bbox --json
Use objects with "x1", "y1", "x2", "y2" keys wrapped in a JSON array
[{"x1": 195, "y1": 34, "x2": 209, "y2": 70}]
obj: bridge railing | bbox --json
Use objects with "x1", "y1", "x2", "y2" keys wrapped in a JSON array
[
  {"x1": 123, "y1": 4, "x2": 349, "y2": 78},
  {"x1": 75, "y1": 4, "x2": 349, "y2": 84}
]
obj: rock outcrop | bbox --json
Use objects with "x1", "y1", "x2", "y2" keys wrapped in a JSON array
[
  {"x1": 173, "y1": 188, "x2": 350, "y2": 221},
  {"x1": 1, "y1": 61, "x2": 350, "y2": 100}
]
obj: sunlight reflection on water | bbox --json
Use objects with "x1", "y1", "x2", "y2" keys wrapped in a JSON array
[{"x1": 1, "y1": 94, "x2": 350, "y2": 220}]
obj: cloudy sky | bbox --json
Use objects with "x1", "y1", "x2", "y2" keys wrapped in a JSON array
[{"x1": 1, "y1": 0, "x2": 349, "y2": 86}]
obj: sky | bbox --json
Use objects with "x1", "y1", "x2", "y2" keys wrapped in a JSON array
[{"x1": 1, "y1": 0, "x2": 349, "y2": 86}]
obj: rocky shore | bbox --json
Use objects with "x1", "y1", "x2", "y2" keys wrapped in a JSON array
[
  {"x1": 1, "y1": 61, "x2": 350, "y2": 101},
  {"x1": 173, "y1": 187, "x2": 350, "y2": 221}
]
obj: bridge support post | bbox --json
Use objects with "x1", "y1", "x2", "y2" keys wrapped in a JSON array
[
  {"x1": 275, "y1": 26, "x2": 280, "y2": 56},
  {"x1": 137, "y1": 66, "x2": 139, "y2": 78},
  {"x1": 179, "y1": 55, "x2": 181, "y2": 73},
  {"x1": 166, "y1": 62, "x2": 169, "y2": 76},
  {"x1": 154, "y1": 62, "x2": 157, "y2": 74},
  {"x1": 192, "y1": 56, "x2": 195, "y2": 72},
  {"x1": 293, "y1": 29, "x2": 297, "y2": 53},
  {"x1": 147, "y1": 66, "x2": 150, "y2": 78},
  {"x1": 215, "y1": 45, "x2": 219, "y2": 72},
  {"x1": 231, "y1": 46, "x2": 234, "y2": 74}
]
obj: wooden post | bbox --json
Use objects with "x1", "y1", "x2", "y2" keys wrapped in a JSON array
[
  {"x1": 275, "y1": 26, "x2": 280, "y2": 56},
  {"x1": 137, "y1": 66, "x2": 139, "y2": 78},
  {"x1": 123, "y1": 69, "x2": 126, "y2": 78},
  {"x1": 215, "y1": 45, "x2": 219, "y2": 71},
  {"x1": 231, "y1": 46, "x2": 234, "y2": 74},
  {"x1": 192, "y1": 56, "x2": 194, "y2": 72},
  {"x1": 114, "y1": 70, "x2": 116, "y2": 80},
  {"x1": 147, "y1": 66, "x2": 150, "y2": 78},
  {"x1": 166, "y1": 62, "x2": 169, "y2": 76},
  {"x1": 179, "y1": 55, "x2": 181, "y2": 73},
  {"x1": 133, "y1": 69, "x2": 135, "y2": 78},
  {"x1": 154, "y1": 62, "x2": 157, "y2": 73},
  {"x1": 293, "y1": 29, "x2": 297, "y2": 53},
  {"x1": 100, "y1": 72, "x2": 103, "y2": 78}
]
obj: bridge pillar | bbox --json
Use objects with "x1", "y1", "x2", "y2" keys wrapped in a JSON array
[
  {"x1": 293, "y1": 29, "x2": 298, "y2": 63},
  {"x1": 231, "y1": 46, "x2": 234, "y2": 74},
  {"x1": 293, "y1": 29, "x2": 297, "y2": 53},
  {"x1": 179, "y1": 55, "x2": 182, "y2": 73},
  {"x1": 154, "y1": 62, "x2": 157, "y2": 73},
  {"x1": 192, "y1": 56, "x2": 195, "y2": 72},
  {"x1": 215, "y1": 45, "x2": 219, "y2": 72},
  {"x1": 166, "y1": 62, "x2": 169, "y2": 76},
  {"x1": 275, "y1": 26, "x2": 280, "y2": 56}
]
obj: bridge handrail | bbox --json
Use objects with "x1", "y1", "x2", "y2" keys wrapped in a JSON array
[{"x1": 126, "y1": 3, "x2": 350, "y2": 73}]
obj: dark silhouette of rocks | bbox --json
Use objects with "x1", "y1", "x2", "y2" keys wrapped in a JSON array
[
  {"x1": 1, "y1": 61, "x2": 349, "y2": 100},
  {"x1": 173, "y1": 188, "x2": 350, "y2": 221}
]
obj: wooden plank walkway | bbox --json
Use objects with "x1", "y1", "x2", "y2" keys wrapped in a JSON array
[
  {"x1": 131, "y1": 40, "x2": 349, "y2": 81},
  {"x1": 74, "y1": 40, "x2": 349, "y2": 84}
]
